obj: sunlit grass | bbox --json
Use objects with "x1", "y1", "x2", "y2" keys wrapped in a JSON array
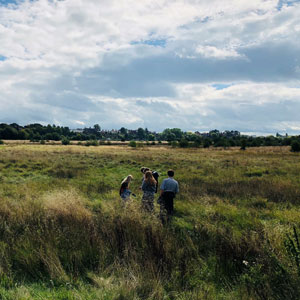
[{"x1": 0, "y1": 144, "x2": 299, "y2": 299}]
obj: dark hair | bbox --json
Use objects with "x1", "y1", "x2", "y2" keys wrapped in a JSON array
[
  {"x1": 141, "y1": 167, "x2": 150, "y2": 174},
  {"x1": 167, "y1": 170, "x2": 174, "y2": 177}
]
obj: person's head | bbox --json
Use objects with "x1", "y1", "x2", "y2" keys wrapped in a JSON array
[
  {"x1": 122, "y1": 175, "x2": 133, "y2": 184},
  {"x1": 144, "y1": 170, "x2": 156, "y2": 185},
  {"x1": 167, "y1": 170, "x2": 174, "y2": 177},
  {"x1": 141, "y1": 167, "x2": 150, "y2": 174}
]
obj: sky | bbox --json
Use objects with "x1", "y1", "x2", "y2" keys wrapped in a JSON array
[{"x1": 0, "y1": 0, "x2": 300, "y2": 134}]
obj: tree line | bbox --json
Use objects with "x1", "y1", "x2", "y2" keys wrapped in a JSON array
[{"x1": 0, "y1": 123, "x2": 300, "y2": 150}]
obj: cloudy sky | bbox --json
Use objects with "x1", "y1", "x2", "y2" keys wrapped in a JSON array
[{"x1": 0, "y1": 0, "x2": 300, "y2": 134}]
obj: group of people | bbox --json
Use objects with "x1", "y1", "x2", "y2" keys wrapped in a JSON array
[{"x1": 119, "y1": 167, "x2": 179, "y2": 223}]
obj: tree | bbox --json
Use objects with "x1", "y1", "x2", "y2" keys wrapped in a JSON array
[
  {"x1": 240, "y1": 139, "x2": 247, "y2": 150},
  {"x1": 179, "y1": 139, "x2": 189, "y2": 148},
  {"x1": 120, "y1": 127, "x2": 127, "y2": 135},
  {"x1": 291, "y1": 141, "x2": 300, "y2": 152},
  {"x1": 94, "y1": 124, "x2": 101, "y2": 132},
  {"x1": 137, "y1": 128, "x2": 145, "y2": 140}
]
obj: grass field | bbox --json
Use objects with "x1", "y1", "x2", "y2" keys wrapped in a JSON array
[{"x1": 0, "y1": 144, "x2": 300, "y2": 299}]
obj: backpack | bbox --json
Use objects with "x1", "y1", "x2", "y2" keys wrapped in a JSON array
[{"x1": 152, "y1": 171, "x2": 159, "y2": 193}]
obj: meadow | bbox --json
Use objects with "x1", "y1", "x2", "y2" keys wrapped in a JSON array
[{"x1": 0, "y1": 143, "x2": 299, "y2": 300}]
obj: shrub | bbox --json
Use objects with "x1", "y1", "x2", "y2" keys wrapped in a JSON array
[
  {"x1": 203, "y1": 139, "x2": 211, "y2": 148},
  {"x1": 85, "y1": 140, "x2": 98, "y2": 146},
  {"x1": 179, "y1": 139, "x2": 189, "y2": 148},
  {"x1": 77, "y1": 141, "x2": 82, "y2": 145},
  {"x1": 240, "y1": 139, "x2": 247, "y2": 150},
  {"x1": 0, "y1": 140, "x2": 4, "y2": 145},
  {"x1": 40, "y1": 139, "x2": 45, "y2": 145},
  {"x1": 170, "y1": 141, "x2": 178, "y2": 148},
  {"x1": 193, "y1": 140, "x2": 201, "y2": 148},
  {"x1": 129, "y1": 140, "x2": 136, "y2": 148},
  {"x1": 291, "y1": 141, "x2": 300, "y2": 152},
  {"x1": 151, "y1": 141, "x2": 156, "y2": 145},
  {"x1": 61, "y1": 138, "x2": 70, "y2": 145}
]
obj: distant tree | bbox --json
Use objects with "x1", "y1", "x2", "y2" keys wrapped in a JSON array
[
  {"x1": 148, "y1": 134, "x2": 155, "y2": 141},
  {"x1": 94, "y1": 124, "x2": 101, "y2": 132},
  {"x1": 203, "y1": 139, "x2": 211, "y2": 148},
  {"x1": 52, "y1": 132, "x2": 60, "y2": 141},
  {"x1": 240, "y1": 139, "x2": 247, "y2": 150},
  {"x1": 120, "y1": 127, "x2": 127, "y2": 135},
  {"x1": 137, "y1": 128, "x2": 145, "y2": 140},
  {"x1": 179, "y1": 139, "x2": 189, "y2": 148},
  {"x1": 291, "y1": 141, "x2": 300, "y2": 152}
]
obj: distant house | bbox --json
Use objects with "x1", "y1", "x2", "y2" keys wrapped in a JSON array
[{"x1": 71, "y1": 128, "x2": 84, "y2": 133}]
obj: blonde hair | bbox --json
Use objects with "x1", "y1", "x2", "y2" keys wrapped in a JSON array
[
  {"x1": 121, "y1": 175, "x2": 133, "y2": 185},
  {"x1": 144, "y1": 171, "x2": 156, "y2": 186}
]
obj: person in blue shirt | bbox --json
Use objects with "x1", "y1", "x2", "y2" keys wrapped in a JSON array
[
  {"x1": 159, "y1": 170, "x2": 179, "y2": 223},
  {"x1": 119, "y1": 175, "x2": 134, "y2": 202},
  {"x1": 141, "y1": 171, "x2": 156, "y2": 212}
]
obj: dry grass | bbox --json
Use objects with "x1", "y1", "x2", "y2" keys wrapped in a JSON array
[{"x1": 0, "y1": 144, "x2": 299, "y2": 299}]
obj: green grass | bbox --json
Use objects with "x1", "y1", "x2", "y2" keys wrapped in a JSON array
[{"x1": 0, "y1": 145, "x2": 300, "y2": 299}]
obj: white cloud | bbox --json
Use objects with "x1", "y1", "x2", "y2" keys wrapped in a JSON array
[
  {"x1": 196, "y1": 45, "x2": 242, "y2": 59},
  {"x1": 0, "y1": 0, "x2": 300, "y2": 133}
]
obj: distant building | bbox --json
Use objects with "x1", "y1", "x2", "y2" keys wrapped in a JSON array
[{"x1": 71, "y1": 128, "x2": 84, "y2": 133}]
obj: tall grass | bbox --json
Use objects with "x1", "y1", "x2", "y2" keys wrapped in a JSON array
[{"x1": 0, "y1": 145, "x2": 300, "y2": 299}]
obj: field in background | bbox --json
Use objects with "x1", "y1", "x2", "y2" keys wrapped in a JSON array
[{"x1": 0, "y1": 144, "x2": 300, "y2": 300}]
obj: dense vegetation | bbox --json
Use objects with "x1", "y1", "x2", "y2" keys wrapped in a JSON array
[
  {"x1": 0, "y1": 144, "x2": 299, "y2": 299},
  {"x1": 1, "y1": 123, "x2": 300, "y2": 149}
]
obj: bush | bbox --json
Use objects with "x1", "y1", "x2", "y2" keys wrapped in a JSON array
[
  {"x1": 61, "y1": 138, "x2": 70, "y2": 145},
  {"x1": 129, "y1": 140, "x2": 136, "y2": 148},
  {"x1": 170, "y1": 141, "x2": 178, "y2": 148},
  {"x1": 193, "y1": 140, "x2": 201, "y2": 148},
  {"x1": 85, "y1": 140, "x2": 98, "y2": 146},
  {"x1": 40, "y1": 139, "x2": 45, "y2": 145},
  {"x1": 0, "y1": 140, "x2": 4, "y2": 145},
  {"x1": 179, "y1": 139, "x2": 189, "y2": 148},
  {"x1": 291, "y1": 141, "x2": 300, "y2": 152},
  {"x1": 240, "y1": 139, "x2": 247, "y2": 150},
  {"x1": 203, "y1": 139, "x2": 211, "y2": 148}
]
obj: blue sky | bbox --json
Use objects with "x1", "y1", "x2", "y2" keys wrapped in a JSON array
[{"x1": 0, "y1": 0, "x2": 300, "y2": 134}]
